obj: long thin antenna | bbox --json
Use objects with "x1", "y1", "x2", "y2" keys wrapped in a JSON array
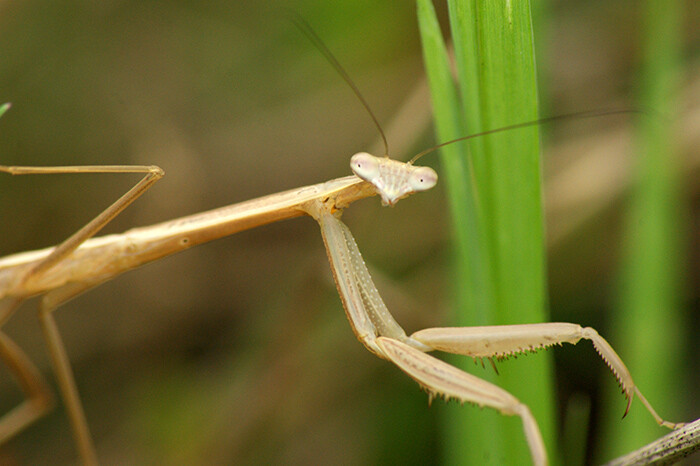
[
  {"x1": 409, "y1": 108, "x2": 654, "y2": 164},
  {"x1": 287, "y1": 12, "x2": 390, "y2": 157}
]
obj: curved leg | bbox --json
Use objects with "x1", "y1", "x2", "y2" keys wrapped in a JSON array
[
  {"x1": 411, "y1": 323, "x2": 684, "y2": 428},
  {"x1": 0, "y1": 164, "x2": 164, "y2": 284},
  {"x1": 376, "y1": 336, "x2": 547, "y2": 466},
  {"x1": 0, "y1": 330, "x2": 54, "y2": 443}
]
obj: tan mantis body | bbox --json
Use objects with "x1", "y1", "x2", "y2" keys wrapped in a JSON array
[
  {"x1": 0, "y1": 15, "x2": 685, "y2": 465},
  {"x1": 0, "y1": 152, "x2": 683, "y2": 466}
]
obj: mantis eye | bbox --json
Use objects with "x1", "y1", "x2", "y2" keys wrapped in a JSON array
[
  {"x1": 408, "y1": 166, "x2": 438, "y2": 192},
  {"x1": 350, "y1": 152, "x2": 380, "y2": 182}
]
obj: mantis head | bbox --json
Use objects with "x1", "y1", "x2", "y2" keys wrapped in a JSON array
[{"x1": 350, "y1": 152, "x2": 438, "y2": 206}]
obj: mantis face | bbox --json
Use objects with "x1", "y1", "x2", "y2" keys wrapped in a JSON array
[{"x1": 350, "y1": 152, "x2": 438, "y2": 206}]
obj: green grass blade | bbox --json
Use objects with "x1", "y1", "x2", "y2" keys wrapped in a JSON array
[
  {"x1": 415, "y1": 0, "x2": 489, "y2": 329},
  {"x1": 455, "y1": 3, "x2": 557, "y2": 465},
  {"x1": 417, "y1": 1, "x2": 557, "y2": 464},
  {"x1": 0, "y1": 102, "x2": 10, "y2": 119},
  {"x1": 599, "y1": 0, "x2": 685, "y2": 461},
  {"x1": 416, "y1": 1, "x2": 497, "y2": 464}
]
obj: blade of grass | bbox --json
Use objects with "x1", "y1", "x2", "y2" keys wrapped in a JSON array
[
  {"x1": 416, "y1": 1, "x2": 497, "y2": 464},
  {"x1": 417, "y1": 1, "x2": 557, "y2": 464},
  {"x1": 599, "y1": 0, "x2": 685, "y2": 461},
  {"x1": 0, "y1": 102, "x2": 10, "y2": 119},
  {"x1": 453, "y1": 2, "x2": 558, "y2": 465}
]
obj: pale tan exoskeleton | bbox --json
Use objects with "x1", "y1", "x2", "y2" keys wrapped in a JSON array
[{"x1": 0, "y1": 17, "x2": 686, "y2": 466}]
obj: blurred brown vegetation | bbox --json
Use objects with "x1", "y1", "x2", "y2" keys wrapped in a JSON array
[{"x1": 0, "y1": 1, "x2": 698, "y2": 464}]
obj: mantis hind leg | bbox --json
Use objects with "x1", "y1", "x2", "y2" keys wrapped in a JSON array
[
  {"x1": 38, "y1": 281, "x2": 105, "y2": 466},
  {"x1": 0, "y1": 325, "x2": 54, "y2": 444},
  {"x1": 0, "y1": 164, "x2": 164, "y2": 463}
]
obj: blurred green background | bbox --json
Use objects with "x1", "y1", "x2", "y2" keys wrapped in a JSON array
[{"x1": 0, "y1": 1, "x2": 698, "y2": 464}]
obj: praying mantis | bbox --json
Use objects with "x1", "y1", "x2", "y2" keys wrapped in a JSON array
[{"x1": 0, "y1": 17, "x2": 688, "y2": 466}]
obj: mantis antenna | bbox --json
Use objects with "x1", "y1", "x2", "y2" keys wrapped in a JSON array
[
  {"x1": 288, "y1": 13, "x2": 649, "y2": 171},
  {"x1": 409, "y1": 108, "x2": 652, "y2": 164},
  {"x1": 286, "y1": 12, "x2": 390, "y2": 157}
]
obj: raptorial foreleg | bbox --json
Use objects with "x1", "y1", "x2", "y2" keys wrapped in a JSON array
[
  {"x1": 377, "y1": 336, "x2": 548, "y2": 466},
  {"x1": 411, "y1": 323, "x2": 683, "y2": 429}
]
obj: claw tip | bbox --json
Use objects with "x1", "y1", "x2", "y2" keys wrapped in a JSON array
[{"x1": 622, "y1": 397, "x2": 631, "y2": 419}]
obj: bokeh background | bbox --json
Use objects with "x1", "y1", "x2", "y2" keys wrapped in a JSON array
[{"x1": 0, "y1": 1, "x2": 698, "y2": 464}]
